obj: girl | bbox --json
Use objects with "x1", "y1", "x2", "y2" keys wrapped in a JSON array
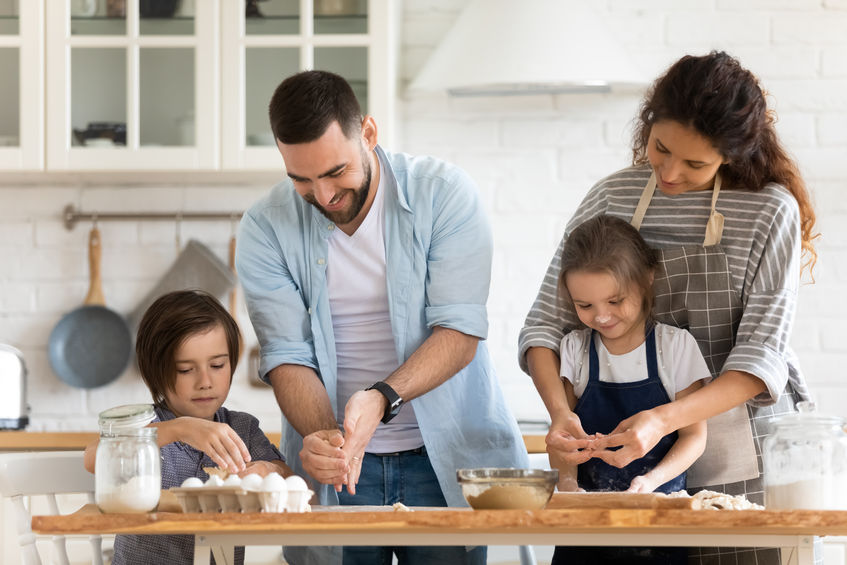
[
  {"x1": 84, "y1": 290, "x2": 294, "y2": 565},
  {"x1": 551, "y1": 215, "x2": 709, "y2": 564}
]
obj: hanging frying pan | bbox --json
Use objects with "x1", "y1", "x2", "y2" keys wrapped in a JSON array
[{"x1": 48, "y1": 227, "x2": 133, "y2": 388}]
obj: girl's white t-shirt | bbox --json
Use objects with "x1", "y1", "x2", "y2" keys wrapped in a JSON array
[{"x1": 559, "y1": 323, "x2": 711, "y2": 400}]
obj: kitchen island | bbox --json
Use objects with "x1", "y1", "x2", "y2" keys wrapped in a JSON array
[{"x1": 32, "y1": 502, "x2": 847, "y2": 565}]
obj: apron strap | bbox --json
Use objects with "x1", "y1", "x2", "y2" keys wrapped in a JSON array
[
  {"x1": 630, "y1": 172, "x2": 725, "y2": 246},
  {"x1": 703, "y1": 174, "x2": 724, "y2": 246},
  {"x1": 630, "y1": 173, "x2": 656, "y2": 232}
]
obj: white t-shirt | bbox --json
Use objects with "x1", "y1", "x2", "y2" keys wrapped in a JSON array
[
  {"x1": 559, "y1": 323, "x2": 711, "y2": 401},
  {"x1": 327, "y1": 157, "x2": 424, "y2": 454}
]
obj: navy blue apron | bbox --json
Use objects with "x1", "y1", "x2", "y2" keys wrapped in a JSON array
[{"x1": 552, "y1": 327, "x2": 687, "y2": 565}]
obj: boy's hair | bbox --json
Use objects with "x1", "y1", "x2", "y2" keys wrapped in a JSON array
[
  {"x1": 135, "y1": 290, "x2": 241, "y2": 407},
  {"x1": 559, "y1": 215, "x2": 659, "y2": 322},
  {"x1": 268, "y1": 70, "x2": 363, "y2": 144}
]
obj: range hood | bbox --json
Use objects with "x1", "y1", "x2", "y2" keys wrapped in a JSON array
[{"x1": 408, "y1": 0, "x2": 648, "y2": 96}]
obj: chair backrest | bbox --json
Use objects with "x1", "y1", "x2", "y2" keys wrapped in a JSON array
[{"x1": 0, "y1": 451, "x2": 103, "y2": 565}]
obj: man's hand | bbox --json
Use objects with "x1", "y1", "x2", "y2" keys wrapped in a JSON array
[
  {"x1": 340, "y1": 389, "x2": 385, "y2": 495},
  {"x1": 299, "y1": 429, "x2": 348, "y2": 491},
  {"x1": 170, "y1": 417, "x2": 251, "y2": 474}
]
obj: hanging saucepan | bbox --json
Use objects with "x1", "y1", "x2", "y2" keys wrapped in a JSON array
[{"x1": 48, "y1": 227, "x2": 133, "y2": 388}]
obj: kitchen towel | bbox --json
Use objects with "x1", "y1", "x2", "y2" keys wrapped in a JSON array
[{"x1": 128, "y1": 239, "x2": 236, "y2": 333}]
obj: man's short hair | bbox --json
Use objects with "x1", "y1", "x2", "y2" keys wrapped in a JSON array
[{"x1": 268, "y1": 70, "x2": 363, "y2": 144}]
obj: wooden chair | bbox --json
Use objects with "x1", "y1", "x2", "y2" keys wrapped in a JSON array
[{"x1": 0, "y1": 451, "x2": 103, "y2": 565}]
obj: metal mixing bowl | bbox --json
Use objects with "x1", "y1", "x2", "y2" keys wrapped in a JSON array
[{"x1": 456, "y1": 468, "x2": 558, "y2": 510}]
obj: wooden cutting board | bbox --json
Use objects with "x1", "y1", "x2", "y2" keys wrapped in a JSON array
[
  {"x1": 547, "y1": 492, "x2": 701, "y2": 510},
  {"x1": 153, "y1": 490, "x2": 699, "y2": 513}
]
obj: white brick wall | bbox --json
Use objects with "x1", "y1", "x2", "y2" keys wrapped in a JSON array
[{"x1": 1, "y1": 0, "x2": 846, "y2": 439}]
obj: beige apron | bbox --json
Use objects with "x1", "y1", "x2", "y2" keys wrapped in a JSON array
[{"x1": 631, "y1": 172, "x2": 759, "y2": 488}]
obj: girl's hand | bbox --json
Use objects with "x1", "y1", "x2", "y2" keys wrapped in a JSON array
[
  {"x1": 626, "y1": 474, "x2": 657, "y2": 493},
  {"x1": 174, "y1": 417, "x2": 251, "y2": 474},
  {"x1": 590, "y1": 409, "x2": 668, "y2": 468}
]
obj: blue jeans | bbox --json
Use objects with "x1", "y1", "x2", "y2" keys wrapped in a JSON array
[{"x1": 337, "y1": 446, "x2": 486, "y2": 565}]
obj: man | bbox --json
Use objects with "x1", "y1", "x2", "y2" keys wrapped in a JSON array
[{"x1": 237, "y1": 70, "x2": 528, "y2": 565}]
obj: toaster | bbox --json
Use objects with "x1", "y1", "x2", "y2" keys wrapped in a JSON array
[{"x1": 0, "y1": 344, "x2": 29, "y2": 430}]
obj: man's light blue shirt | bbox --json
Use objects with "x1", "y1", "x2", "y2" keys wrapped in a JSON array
[{"x1": 236, "y1": 146, "x2": 529, "y2": 507}]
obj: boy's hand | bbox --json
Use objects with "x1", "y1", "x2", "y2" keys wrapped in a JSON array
[
  {"x1": 175, "y1": 417, "x2": 251, "y2": 474},
  {"x1": 238, "y1": 460, "x2": 280, "y2": 478}
]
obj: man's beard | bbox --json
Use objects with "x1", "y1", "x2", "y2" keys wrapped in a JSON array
[{"x1": 306, "y1": 148, "x2": 372, "y2": 226}]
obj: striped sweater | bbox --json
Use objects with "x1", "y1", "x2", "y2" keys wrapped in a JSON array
[{"x1": 518, "y1": 164, "x2": 809, "y2": 405}]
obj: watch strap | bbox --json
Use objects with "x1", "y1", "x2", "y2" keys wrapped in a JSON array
[{"x1": 365, "y1": 381, "x2": 403, "y2": 424}]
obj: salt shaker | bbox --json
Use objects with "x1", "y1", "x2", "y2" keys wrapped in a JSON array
[
  {"x1": 762, "y1": 401, "x2": 847, "y2": 510},
  {"x1": 95, "y1": 404, "x2": 161, "y2": 513}
]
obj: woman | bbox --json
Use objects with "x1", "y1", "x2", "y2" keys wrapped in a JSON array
[{"x1": 519, "y1": 51, "x2": 818, "y2": 564}]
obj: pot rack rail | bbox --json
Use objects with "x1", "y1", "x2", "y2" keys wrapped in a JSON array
[{"x1": 62, "y1": 204, "x2": 243, "y2": 231}]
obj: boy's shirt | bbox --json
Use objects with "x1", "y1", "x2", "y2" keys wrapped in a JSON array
[{"x1": 111, "y1": 406, "x2": 284, "y2": 565}]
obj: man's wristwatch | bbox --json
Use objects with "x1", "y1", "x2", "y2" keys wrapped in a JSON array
[{"x1": 365, "y1": 381, "x2": 404, "y2": 424}]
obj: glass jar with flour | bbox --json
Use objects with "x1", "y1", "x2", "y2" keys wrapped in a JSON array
[
  {"x1": 95, "y1": 404, "x2": 161, "y2": 513},
  {"x1": 763, "y1": 401, "x2": 847, "y2": 510}
]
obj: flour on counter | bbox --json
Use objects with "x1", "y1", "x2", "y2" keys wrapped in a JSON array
[{"x1": 668, "y1": 489, "x2": 763, "y2": 510}]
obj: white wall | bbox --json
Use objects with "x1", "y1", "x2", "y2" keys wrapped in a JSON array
[{"x1": 0, "y1": 0, "x2": 846, "y2": 435}]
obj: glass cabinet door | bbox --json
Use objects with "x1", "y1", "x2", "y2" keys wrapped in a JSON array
[
  {"x1": 221, "y1": 0, "x2": 395, "y2": 170},
  {"x1": 46, "y1": 0, "x2": 217, "y2": 170},
  {"x1": 0, "y1": 0, "x2": 42, "y2": 170}
]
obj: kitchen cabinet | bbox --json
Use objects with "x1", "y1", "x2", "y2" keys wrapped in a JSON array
[
  {"x1": 221, "y1": 0, "x2": 398, "y2": 169},
  {"x1": 15, "y1": 0, "x2": 396, "y2": 172},
  {"x1": 0, "y1": 0, "x2": 43, "y2": 170},
  {"x1": 46, "y1": 0, "x2": 219, "y2": 170}
]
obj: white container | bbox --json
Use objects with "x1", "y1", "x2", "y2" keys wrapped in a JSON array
[
  {"x1": 763, "y1": 401, "x2": 847, "y2": 510},
  {"x1": 95, "y1": 404, "x2": 161, "y2": 513}
]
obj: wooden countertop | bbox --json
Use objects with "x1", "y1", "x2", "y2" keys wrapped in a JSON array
[
  {"x1": 0, "y1": 431, "x2": 547, "y2": 454},
  {"x1": 33, "y1": 503, "x2": 847, "y2": 538}
]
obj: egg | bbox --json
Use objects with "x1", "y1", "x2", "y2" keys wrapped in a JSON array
[
  {"x1": 241, "y1": 473, "x2": 263, "y2": 491},
  {"x1": 205, "y1": 475, "x2": 224, "y2": 487},
  {"x1": 223, "y1": 474, "x2": 242, "y2": 487},
  {"x1": 181, "y1": 477, "x2": 204, "y2": 488},
  {"x1": 285, "y1": 474, "x2": 309, "y2": 492},
  {"x1": 261, "y1": 472, "x2": 287, "y2": 492}
]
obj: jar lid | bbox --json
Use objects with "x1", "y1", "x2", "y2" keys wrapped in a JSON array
[
  {"x1": 98, "y1": 404, "x2": 156, "y2": 432},
  {"x1": 771, "y1": 400, "x2": 846, "y2": 429}
]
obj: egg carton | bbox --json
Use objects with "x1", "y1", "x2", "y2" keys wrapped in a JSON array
[{"x1": 169, "y1": 486, "x2": 313, "y2": 513}]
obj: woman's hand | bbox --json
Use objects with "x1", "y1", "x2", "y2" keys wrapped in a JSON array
[
  {"x1": 546, "y1": 412, "x2": 594, "y2": 466},
  {"x1": 170, "y1": 417, "x2": 251, "y2": 474},
  {"x1": 590, "y1": 408, "x2": 670, "y2": 468}
]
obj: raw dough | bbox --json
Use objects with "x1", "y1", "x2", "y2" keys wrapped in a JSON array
[
  {"x1": 668, "y1": 489, "x2": 763, "y2": 510},
  {"x1": 466, "y1": 485, "x2": 551, "y2": 510}
]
